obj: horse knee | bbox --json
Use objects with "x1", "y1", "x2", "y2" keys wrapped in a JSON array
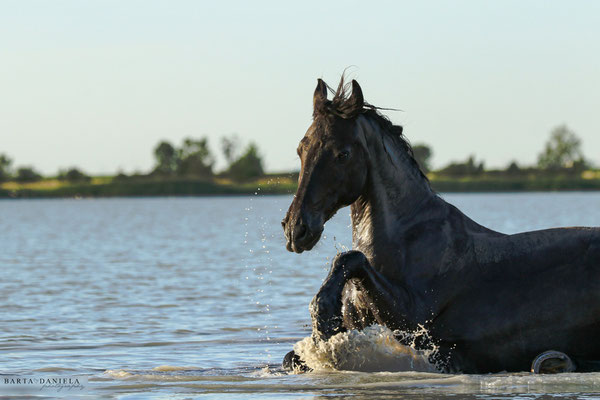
[
  {"x1": 313, "y1": 250, "x2": 369, "y2": 318},
  {"x1": 331, "y1": 250, "x2": 368, "y2": 278}
]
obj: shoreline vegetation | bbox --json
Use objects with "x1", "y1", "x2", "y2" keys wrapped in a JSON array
[
  {"x1": 2, "y1": 124, "x2": 599, "y2": 198},
  {"x1": 3, "y1": 171, "x2": 600, "y2": 199}
]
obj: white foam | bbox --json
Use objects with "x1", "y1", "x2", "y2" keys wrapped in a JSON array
[
  {"x1": 293, "y1": 325, "x2": 439, "y2": 373},
  {"x1": 250, "y1": 365, "x2": 286, "y2": 378},
  {"x1": 104, "y1": 369, "x2": 133, "y2": 379}
]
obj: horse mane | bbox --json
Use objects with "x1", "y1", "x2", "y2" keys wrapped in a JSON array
[{"x1": 318, "y1": 76, "x2": 430, "y2": 184}]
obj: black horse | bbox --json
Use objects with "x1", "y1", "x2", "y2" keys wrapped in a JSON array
[{"x1": 281, "y1": 77, "x2": 600, "y2": 374}]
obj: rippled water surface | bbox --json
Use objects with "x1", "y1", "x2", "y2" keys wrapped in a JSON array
[{"x1": 2, "y1": 193, "x2": 600, "y2": 399}]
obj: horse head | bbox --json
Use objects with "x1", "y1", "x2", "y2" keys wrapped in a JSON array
[{"x1": 282, "y1": 78, "x2": 369, "y2": 253}]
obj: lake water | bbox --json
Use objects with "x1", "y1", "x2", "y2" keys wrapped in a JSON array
[{"x1": 2, "y1": 192, "x2": 600, "y2": 399}]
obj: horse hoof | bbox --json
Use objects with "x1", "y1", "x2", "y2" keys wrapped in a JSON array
[
  {"x1": 531, "y1": 350, "x2": 576, "y2": 374},
  {"x1": 283, "y1": 350, "x2": 311, "y2": 373}
]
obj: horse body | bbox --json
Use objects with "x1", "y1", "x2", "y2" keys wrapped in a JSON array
[
  {"x1": 428, "y1": 226, "x2": 600, "y2": 372},
  {"x1": 282, "y1": 77, "x2": 600, "y2": 373},
  {"x1": 348, "y1": 114, "x2": 600, "y2": 372}
]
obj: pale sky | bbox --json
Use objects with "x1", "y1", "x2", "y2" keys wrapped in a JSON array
[{"x1": 1, "y1": 0, "x2": 599, "y2": 175}]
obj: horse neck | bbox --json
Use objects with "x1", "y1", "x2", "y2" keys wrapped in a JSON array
[{"x1": 350, "y1": 115, "x2": 441, "y2": 262}]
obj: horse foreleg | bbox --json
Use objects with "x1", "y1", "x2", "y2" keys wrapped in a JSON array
[
  {"x1": 310, "y1": 250, "x2": 412, "y2": 342},
  {"x1": 284, "y1": 250, "x2": 412, "y2": 372}
]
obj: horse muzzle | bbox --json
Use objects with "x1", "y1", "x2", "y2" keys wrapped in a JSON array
[{"x1": 282, "y1": 213, "x2": 324, "y2": 254}]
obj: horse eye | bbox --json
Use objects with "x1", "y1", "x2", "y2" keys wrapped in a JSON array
[{"x1": 337, "y1": 151, "x2": 350, "y2": 162}]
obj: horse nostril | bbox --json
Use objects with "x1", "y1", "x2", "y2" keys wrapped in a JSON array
[{"x1": 295, "y1": 223, "x2": 307, "y2": 241}]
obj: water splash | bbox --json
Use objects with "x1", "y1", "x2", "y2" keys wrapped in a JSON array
[
  {"x1": 242, "y1": 188, "x2": 277, "y2": 362},
  {"x1": 293, "y1": 325, "x2": 439, "y2": 373}
]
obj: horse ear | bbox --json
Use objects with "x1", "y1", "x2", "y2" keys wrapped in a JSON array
[
  {"x1": 313, "y1": 79, "x2": 328, "y2": 110},
  {"x1": 347, "y1": 80, "x2": 364, "y2": 112}
]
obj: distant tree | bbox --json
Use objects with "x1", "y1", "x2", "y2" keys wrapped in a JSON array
[
  {"x1": 537, "y1": 125, "x2": 587, "y2": 171},
  {"x1": 153, "y1": 141, "x2": 179, "y2": 175},
  {"x1": 505, "y1": 161, "x2": 521, "y2": 176},
  {"x1": 15, "y1": 166, "x2": 42, "y2": 182},
  {"x1": 225, "y1": 142, "x2": 264, "y2": 182},
  {"x1": 221, "y1": 135, "x2": 240, "y2": 165},
  {"x1": 178, "y1": 137, "x2": 214, "y2": 177},
  {"x1": 113, "y1": 170, "x2": 129, "y2": 181},
  {"x1": 437, "y1": 155, "x2": 484, "y2": 177},
  {"x1": 58, "y1": 168, "x2": 91, "y2": 183},
  {"x1": 0, "y1": 153, "x2": 12, "y2": 182},
  {"x1": 114, "y1": 173, "x2": 128, "y2": 181},
  {"x1": 412, "y1": 144, "x2": 432, "y2": 173}
]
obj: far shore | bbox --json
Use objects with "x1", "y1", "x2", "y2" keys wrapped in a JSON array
[{"x1": 3, "y1": 173, "x2": 600, "y2": 199}]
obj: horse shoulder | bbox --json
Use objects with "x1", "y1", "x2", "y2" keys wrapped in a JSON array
[{"x1": 398, "y1": 204, "x2": 495, "y2": 278}]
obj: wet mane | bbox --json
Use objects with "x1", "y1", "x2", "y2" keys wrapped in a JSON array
[{"x1": 315, "y1": 77, "x2": 430, "y2": 184}]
